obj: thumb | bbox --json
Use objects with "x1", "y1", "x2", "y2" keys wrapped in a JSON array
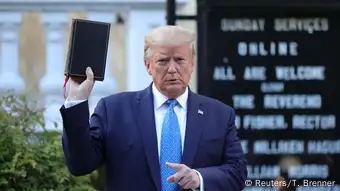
[
  {"x1": 166, "y1": 175, "x2": 175, "y2": 183},
  {"x1": 86, "y1": 67, "x2": 94, "y2": 82}
]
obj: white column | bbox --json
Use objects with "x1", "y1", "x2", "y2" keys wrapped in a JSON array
[
  {"x1": 126, "y1": 10, "x2": 165, "y2": 91},
  {"x1": 39, "y1": 12, "x2": 68, "y2": 131},
  {"x1": 87, "y1": 12, "x2": 116, "y2": 114},
  {"x1": 0, "y1": 12, "x2": 25, "y2": 93}
]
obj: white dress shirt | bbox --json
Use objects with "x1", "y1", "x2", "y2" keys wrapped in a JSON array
[
  {"x1": 63, "y1": 84, "x2": 204, "y2": 191},
  {"x1": 152, "y1": 84, "x2": 187, "y2": 155}
]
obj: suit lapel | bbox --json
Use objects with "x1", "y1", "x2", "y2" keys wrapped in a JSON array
[
  {"x1": 135, "y1": 85, "x2": 161, "y2": 191},
  {"x1": 182, "y1": 91, "x2": 205, "y2": 167}
]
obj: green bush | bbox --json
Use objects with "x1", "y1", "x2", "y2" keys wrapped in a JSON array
[{"x1": 0, "y1": 93, "x2": 98, "y2": 191}]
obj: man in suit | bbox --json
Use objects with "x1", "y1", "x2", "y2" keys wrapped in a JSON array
[{"x1": 60, "y1": 25, "x2": 247, "y2": 191}]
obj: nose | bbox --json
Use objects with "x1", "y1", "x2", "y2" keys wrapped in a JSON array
[{"x1": 167, "y1": 60, "x2": 177, "y2": 73}]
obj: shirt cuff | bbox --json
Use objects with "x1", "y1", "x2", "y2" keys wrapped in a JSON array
[
  {"x1": 64, "y1": 99, "x2": 87, "y2": 109},
  {"x1": 192, "y1": 169, "x2": 204, "y2": 191}
]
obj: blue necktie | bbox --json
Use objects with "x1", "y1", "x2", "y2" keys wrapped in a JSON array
[{"x1": 160, "y1": 99, "x2": 182, "y2": 191}]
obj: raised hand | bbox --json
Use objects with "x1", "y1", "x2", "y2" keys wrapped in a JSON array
[{"x1": 67, "y1": 67, "x2": 95, "y2": 101}]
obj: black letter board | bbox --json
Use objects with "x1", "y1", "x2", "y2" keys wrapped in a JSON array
[{"x1": 196, "y1": 0, "x2": 340, "y2": 189}]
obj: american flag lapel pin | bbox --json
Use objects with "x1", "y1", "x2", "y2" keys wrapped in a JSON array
[{"x1": 198, "y1": 110, "x2": 204, "y2": 115}]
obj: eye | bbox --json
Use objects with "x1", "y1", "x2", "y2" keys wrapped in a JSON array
[
  {"x1": 157, "y1": 58, "x2": 169, "y2": 66},
  {"x1": 175, "y1": 57, "x2": 186, "y2": 64}
]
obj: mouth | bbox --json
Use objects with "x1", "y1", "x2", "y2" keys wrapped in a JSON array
[{"x1": 166, "y1": 79, "x2": 180, "y2": 84}]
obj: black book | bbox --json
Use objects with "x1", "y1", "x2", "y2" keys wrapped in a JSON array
[{"x1": 65, "y1": 18, "x2": 111, "y2": 81}]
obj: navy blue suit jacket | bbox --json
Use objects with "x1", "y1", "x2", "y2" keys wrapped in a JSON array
[{"x1": 60, "y1": 85, "x2": 247, "y2": 191}]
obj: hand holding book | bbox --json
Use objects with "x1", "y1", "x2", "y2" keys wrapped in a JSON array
[
  {"x1": 63, "y1": 19, "x2": 111, "y2": 100},
  {"x1": 67, "y1": 67, "x2": 95, "y2": 101}
]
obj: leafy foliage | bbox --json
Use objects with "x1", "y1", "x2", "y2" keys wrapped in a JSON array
[{"x1": 0, "y1": 93, "x2": 97, "y2": 191}]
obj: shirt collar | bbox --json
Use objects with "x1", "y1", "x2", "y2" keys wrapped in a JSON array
[{"x1": 152, "y1": 83, "x2": 188, "y2": 110}]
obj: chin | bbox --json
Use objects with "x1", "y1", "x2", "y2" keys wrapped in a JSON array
[
  {"x1": 164, "y1": 84, "x2": 185, "y2": 97},
  {"x1": 166, "y1": 83, "x2": 182, "y2": 89}
]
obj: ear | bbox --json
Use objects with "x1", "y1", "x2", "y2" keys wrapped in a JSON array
[
  {"x1": 144, "y1": 59, "x2": 152, "y2": 75},
  {"x1": 189, "y1": 57, "x2": 195, "y2": 73}
]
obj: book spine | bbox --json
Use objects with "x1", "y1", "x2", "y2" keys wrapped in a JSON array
[{"x1": 65, "y1": 19, "x2": 77, "y2": 75}]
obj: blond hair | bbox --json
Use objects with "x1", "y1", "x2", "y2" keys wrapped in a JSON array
[{"x1": 144, "y1": 25, "x2": 196, "y2": 58}]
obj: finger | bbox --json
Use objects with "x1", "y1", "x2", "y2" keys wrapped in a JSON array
[
  {"x1": 178, "y1": 176, "x2": 190, "y2": 187},
  {"x1": 182, "y1": 171, "x2": 197, "y2": 189},
  {"x1": 182, "y1": 180, "x2": 193, "y2": 190},
  {"x1": 86, "y1": 67, "x2": 94, "y2": 82},
  {"x1": 68, "y1": 79, "x2": 79, "y2": 92},
  {"x1": 166, "y1": 162, "x2": 183, "y2": 172},
  {"x1": 166, "y1": 175, "x2": 175, "y2": 183},
  {"x1": 166, "y1": 172, "x2": 184, "y2": 183},
  {"x1": 175, "y1": 172, "x2": 185, "y2": 183}
]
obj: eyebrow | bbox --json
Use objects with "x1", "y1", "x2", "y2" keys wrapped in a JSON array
[
  {"x1": 156, "y1": 54, "x2": 169, "y2": 59},
  {"x1": 158, "y1": 52, "x2": 169, "y2": 56},
  {"x1": 174, "y1": 55, "x2": 185, "y2": 58}
]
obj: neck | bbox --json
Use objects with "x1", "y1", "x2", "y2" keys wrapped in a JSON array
[
  {"x1": 163, "y1": 91, "x2": 183, "y2": 99},
  {"x1": 154, "y1": 84, "x2": 187, "y2": 99}
]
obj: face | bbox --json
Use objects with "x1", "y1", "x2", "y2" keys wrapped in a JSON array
[{"x1": 144, "y1": 44, "x2": 194, "y2": 98}]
